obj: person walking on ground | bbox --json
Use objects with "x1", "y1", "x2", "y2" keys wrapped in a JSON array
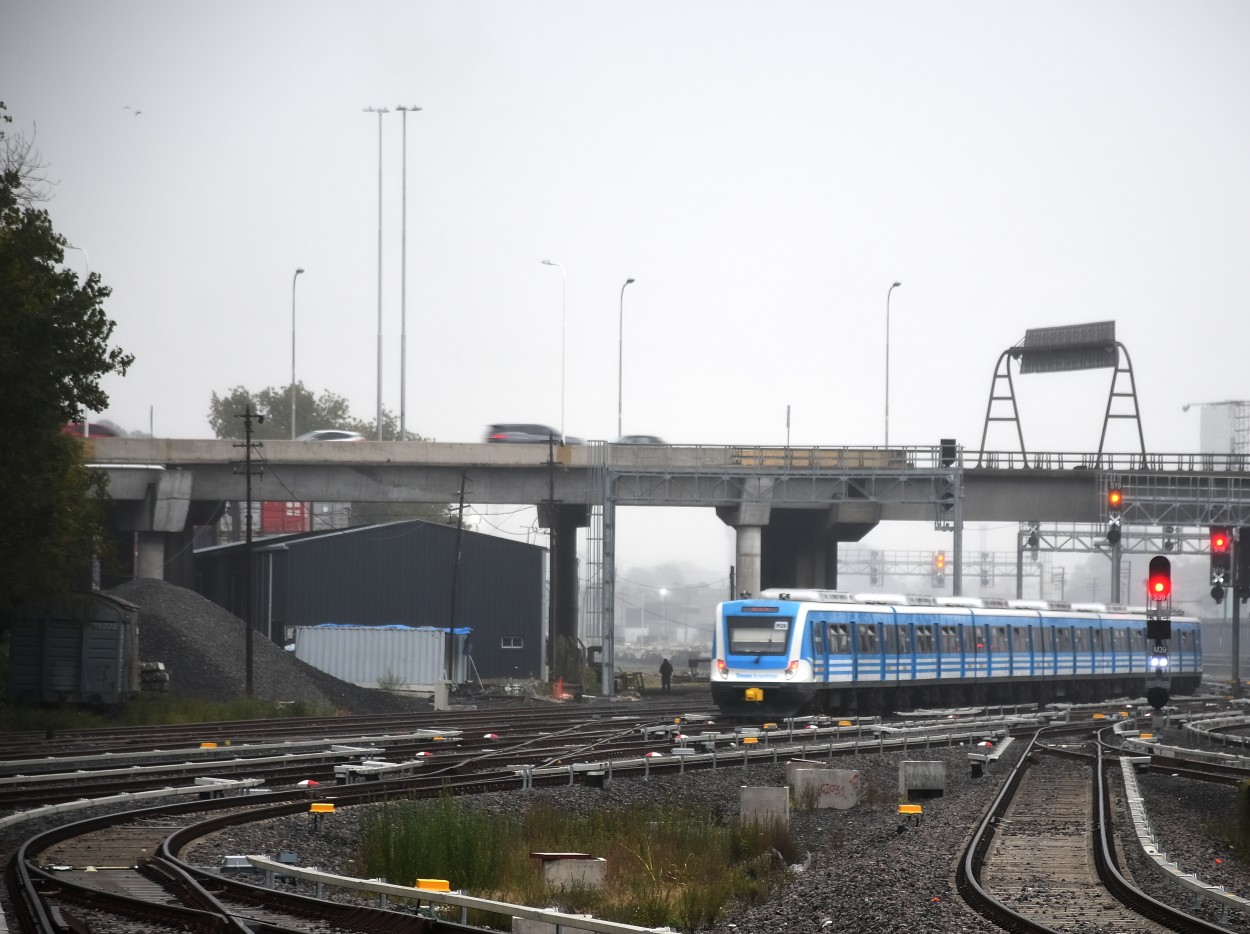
[{"x1": 659, "y1": 658, "x2": 674, "y2": 694}]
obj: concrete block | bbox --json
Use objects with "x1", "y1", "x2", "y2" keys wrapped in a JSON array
[
  {"x1": 741, "y1": 785, "x2": 789, "y2": 828},
  {"x1": 790, "y1": 768, "x2": 862, "y2": 810},
  {"x1": 540, "y1": 857, "x2": 606, "y2": 891},
  {"x1": 899, "y1": 760, "x2": 947, "y2": 797}
]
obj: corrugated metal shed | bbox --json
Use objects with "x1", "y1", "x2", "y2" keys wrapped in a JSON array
[{"x1": 293, "y1": 626, "x2": 468, "y2": 689}]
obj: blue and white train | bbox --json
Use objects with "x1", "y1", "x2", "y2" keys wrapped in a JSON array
[{"x1": 711, "y1": 589, "x2": 1202, "y2": 718}]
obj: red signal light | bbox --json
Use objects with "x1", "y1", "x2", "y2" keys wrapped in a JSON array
[
  {"x1": 1107, "y1": 488, "x2": 1123, "y2": 509},
  {"x1": 1147, "y1": 555, "x2": 1171, "y2": 601},
  {"x1": 1212, "y1": 529, "x2": 1230, "y2": 553}
]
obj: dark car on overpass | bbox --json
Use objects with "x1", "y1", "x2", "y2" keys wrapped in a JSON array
[{"x1": 484, "y1": 423, "x2": 583, "y2": 444}]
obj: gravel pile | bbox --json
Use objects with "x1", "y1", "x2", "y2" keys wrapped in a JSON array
[
  {"x1": 107, "y1": 578, "x2": 431, "y2": 715},
  {"x1": 186, "y1": 740, "x2": 1250, "y2": 933}
]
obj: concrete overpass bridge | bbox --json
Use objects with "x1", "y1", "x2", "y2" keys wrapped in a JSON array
[{"x1": 87, "y1": 437, "x2": 1250, "y2": 685}]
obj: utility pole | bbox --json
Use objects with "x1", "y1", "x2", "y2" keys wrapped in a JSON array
[
  {"x1": 234, "y1": 406, "x2": 265, "y2": 697},
  {"x1": 448, "y1": 471, "x2": 467, "y2": 688},
  {"x1": 1234, "y1": 529, "x2": 1243, "y2": 697}
]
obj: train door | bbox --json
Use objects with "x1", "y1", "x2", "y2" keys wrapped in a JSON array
[
  {"x1": 937, "y1": 622, "x2": 960, "y2": 680},
  {"x1": 965, "y1": 621, "x2": 987, "y2": 679},
  {"x1": 1115, "y1": 627, "x2": 1135, "y2": 670},
  {"x1": 883, "y1": 616, "x2": 906, "y2": 683},
  {"x1": 1055, "y1": 624, "x2": 1075, "y2": 675},
  {"x1": 1087, "y1": 623, "x2": 1104, "y2": 675},
  {"x1": 989, "y1": 624, "x2": 1008, "y2": 678},
  {"x1": 1007, "y1": 624, "x2": 1021, "y2": 677},
  {"x1": 914, "y1": 622, "x2": 936, "y2": 680},
  {"x1": 810, "y1": 615, "x2": 828, "y2": 684},
  {"x1": 853, "y1": 616, "x2": 885, "y2": 682}
]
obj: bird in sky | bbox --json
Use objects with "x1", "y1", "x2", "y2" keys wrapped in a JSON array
[{"x1": 123, "y1": 105, "x2": 142, "y2": 116}]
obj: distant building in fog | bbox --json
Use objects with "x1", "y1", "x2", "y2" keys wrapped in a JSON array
[{"x1": 1192, "y1": 401, "x2": 1249, "y2": 455}]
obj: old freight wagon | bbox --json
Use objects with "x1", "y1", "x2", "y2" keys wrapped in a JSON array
[{"x1": 7, "y1": 593, "x2": 141, "y2": 706}]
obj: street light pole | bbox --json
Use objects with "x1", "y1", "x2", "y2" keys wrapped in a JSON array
[
  {"x1": 660, "y1": 588, "x2": 668, "y2": 646},
  {"x1": 617, "y1": 277, "x2": 636, "y2": 439},
  {"x1": 541, "y1": 259, "x2": 567, "y2": 443},
  {"x1": 290, "y1": 267, "x2": 305, "y2": 439},
  {"x1": 885, "y1": 281, "x2": 902, "y2": 447},
  {"x1": 364, "y1": 106, "x2": 389, "y2": 440},
  {"x1": 396, "y1": 105, "x2": 422, "y2": 440}
]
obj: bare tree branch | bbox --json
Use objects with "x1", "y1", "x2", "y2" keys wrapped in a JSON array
[{"x1": 0, "y1": 102, "x2": 54, "y2": 211}]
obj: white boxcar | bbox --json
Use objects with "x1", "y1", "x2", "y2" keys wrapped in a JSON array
[{"x1": 293, "y1": 625, "x2": 469, "y2": 691}]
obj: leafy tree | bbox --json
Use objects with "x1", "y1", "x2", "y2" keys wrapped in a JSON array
[
  {"x1": 0, "y1": 103, "x2": 134, "y2": 612},
  {"x1": 208, "y1": 382, "x2": 455, "y2": 526},
  {"x1": 208, "y1": 383, "x2": 424, "y2": 442}
]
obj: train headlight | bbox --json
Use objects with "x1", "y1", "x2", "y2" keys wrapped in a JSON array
[
  {"x1": 716, "y1": 659, "x2": 729, "y2": 679},
  {"x1": 784, "y1": 660, "x2": 800, "y2": 680},
  {"x1": 1149, "y1": 654, "x2": 1169, "y2": 670}
]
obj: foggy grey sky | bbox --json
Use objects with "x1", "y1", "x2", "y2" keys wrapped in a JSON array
[{"x1": 5, "y1": 2, "x2": 1248, "y2": 584}]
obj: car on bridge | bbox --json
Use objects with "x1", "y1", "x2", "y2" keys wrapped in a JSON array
[
  {"x1": 62, "y1": 421, "x2": 122, "y2": 438},
  {"x1": 296, "y1": 429, "x2": 367, "y2": 442},
  {"x1": 484, "y1": 423, "x2": 583, "y2": 444}
]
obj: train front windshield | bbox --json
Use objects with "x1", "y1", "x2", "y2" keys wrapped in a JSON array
[{"x1": 727, "y1": 615, "x2": 792, "y2": 655}]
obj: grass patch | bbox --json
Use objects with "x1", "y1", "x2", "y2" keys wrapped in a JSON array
[{"x1": 357, "y1": 796, "x2": 797, "y2": 931}]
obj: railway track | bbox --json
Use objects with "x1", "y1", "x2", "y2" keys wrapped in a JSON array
[
  {"x1": 959, "y1": 729, "x2": 1243, "y2": 934},
  {"x1": 979, "y1": 752, "x2": 1172, "y2": 931},
  {"x1": 9, "y1": 703, "x2": 1250, "y2": 934}
]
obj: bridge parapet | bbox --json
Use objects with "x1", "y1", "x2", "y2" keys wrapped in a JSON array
[{"x1": 85, "y1": 438, "x2": 1250, "y2": 475}]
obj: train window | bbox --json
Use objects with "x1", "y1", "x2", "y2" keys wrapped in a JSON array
[
  {"x1": 915, "y1": 625, "x2": 934, "y2": 653},
  {"x1": 1055, "y1": 628, "x2": 1074, "y2": 652},
  {"x1": 991, "y1": 626, "x2": 1008, "y2": 651},
  {"x1": 828, "y1": 624, "x2": 851, "y2": 654},
  {"x1": 1110, "y1": 628, "x2": 1127, "y2": 651},
  {"x1": 857, "y1": 623, "x2": 880, "y2": 653},
  {"x1": 1075, "y1": 628, "x2": 1092, "y2": 652},
  {"x1": 727, "y1": 616, "x2": 792, "y2": 655},
  {"x1": 939, "y1": 626, "x2": 960, "y2": 653},
  {"x1": 1090, "y1": 629, "x2": 1104, "y2": 652},
  {"x1": 1009, "y1": 627, "x2": 1027, "y2": 652}
]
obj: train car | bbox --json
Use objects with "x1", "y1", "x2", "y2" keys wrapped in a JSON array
[
  {"x1": 711, "y1": 589, "x2": 1202, "y2": 718},
  {"x1": 7, "y1": 593, "x2": 141, "y2": 706}
]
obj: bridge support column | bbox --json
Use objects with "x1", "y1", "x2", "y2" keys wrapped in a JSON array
[
  {"x1": 135, "y1": 532, "x2": 165, "y2": 579},
  {"x1": 761, "y1": 515, "x2": 839, "y2": 591},
  {"x1": 537, "y1": 502, "x2": 589, "y2": 683},
  {"x1": 107, "y1": 473, "x2": 206, "y2": 586},
  {"x1": 717, "y1": 501, "x2": 771, "y2": 597},
  {"x1": 719, "y1": 502, "x2": 882, "y2": 597}
]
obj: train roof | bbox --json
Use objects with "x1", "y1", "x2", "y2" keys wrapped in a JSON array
[{"x1": 750, "y1": 588, "x2": 1197, "y2": 620}]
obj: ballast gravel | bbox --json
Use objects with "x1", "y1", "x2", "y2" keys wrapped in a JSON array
[{"x1": 186, "y1": 736, "x2": 1250, "y2": 934}]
